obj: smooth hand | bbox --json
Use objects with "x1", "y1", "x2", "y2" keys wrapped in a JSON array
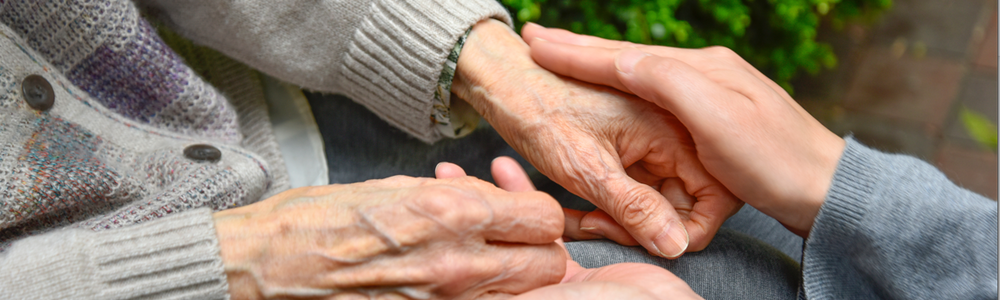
[
  {"x1": 522, "y1": 23, "x2": 846, "y2": 236},
  {"x1": 454, "y1": 19, "x2": 742, "y2": 258},
  {"x1": 213, "y1": 175, "x2": 565, "y2": 299},
  {"x1": 438, "y1": 158, "x2": 703, "y2": 300}
]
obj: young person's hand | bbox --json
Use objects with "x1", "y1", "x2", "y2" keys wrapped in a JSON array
[
  {"x1": 454, "y1": 19, "x2": 743, "y2": 258},
  {"x1": 523, "y1": 23, "x2": 846, "y2": 236}
]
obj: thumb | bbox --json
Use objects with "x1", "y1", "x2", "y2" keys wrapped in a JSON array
[{"x1": 601, "y1": 176, "x2": 690, "y2": 258}]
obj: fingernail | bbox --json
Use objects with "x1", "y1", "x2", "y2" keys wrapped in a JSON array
[
  {"x1": 653, "y1": 222, "x2": 689, "y2": 258},
  {"x1": 616, "y1": 49, "x2": 650, "y2": 75},
  {"x1": 525, "y1": 22, "x2": 545, "y2": 29},
  {"x1": 580, "y1": 226, "x2": 605, "y2": 236}
]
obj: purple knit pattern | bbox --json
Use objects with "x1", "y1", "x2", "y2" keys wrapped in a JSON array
[
  {"x1": 67, "y1": 20, "x2": 185, "y2": 124},
  {"x1": 0, "y1": 0, "x2": 241, "y2": 143}
]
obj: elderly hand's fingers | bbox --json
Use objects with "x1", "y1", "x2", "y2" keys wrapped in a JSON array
[
  {"x1": 308, "y1": 242, "x2": 565, "y2": 297},
  {"x1": 491, "y1": 156, "x2": 536, "y2": 192},
  {"x1": 471, "y1": 187, "x2": 564, "y2": 244},
  {"x1": 435, "y1": 162, "x2": 468, "y2": 179}
]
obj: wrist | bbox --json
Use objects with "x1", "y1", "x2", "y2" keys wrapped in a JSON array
[
  {"x1": 213, "y1": 210, "x2": 265, "y2": 299},
  {"x1": 452, "y1": 19, "x2": 537, "y2": 119},
  {"x1": 768, "y1": 133, "x2": 846, "y2": 237}
]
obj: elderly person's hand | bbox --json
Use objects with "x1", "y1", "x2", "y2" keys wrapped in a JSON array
[
  {"x1": 522, "y1": 24, "x2": 846, "y2": 237},
  {"x1": 454, "y1": 19, "x2": 742, "y2": 258},
  {"x1": 438, "y1": 157, "x2": 703, "y2": 300},
  {"x1": 212, "y1": 174, "x2": 566, "y2": 299}
]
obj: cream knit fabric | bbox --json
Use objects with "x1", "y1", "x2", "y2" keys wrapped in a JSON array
[
  {"x1": 140, "y1": 0, "x2": 512, "y2": 143},
  {"x1": 0, "y1": 0, "x2": 511, "y2": 298}
]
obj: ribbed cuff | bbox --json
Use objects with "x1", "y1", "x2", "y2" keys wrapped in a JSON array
[
  {"x1": 801, "y1": 137, "x2": 880, "y2": 299},
  {"x1": 0, "y1": 208, "x2": 228, "y2": 300},
  {"x1": 340, "y1": 0, "x2": 511, "y2": 143},
  {"x1": 91, "y1": 208, "x2": 228, "y2": 299}
]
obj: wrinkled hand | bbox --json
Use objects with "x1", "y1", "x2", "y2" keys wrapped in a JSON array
[
  {"x1": 437, "y1": 157, "x2": 702, "y2": 300},
  {"x1": 522, "y1": 23, "x2": 846, "y2": 236},
  {"x1": 454, "y1": 19, "x2": 742, "y2": 257},
  {"x1": 213, "y1": 174, "x2": 566, "y2": 299}
]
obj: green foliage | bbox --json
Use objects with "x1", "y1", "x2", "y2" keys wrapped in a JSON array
[
  {"x1": 960, "y1": 106, "x2": 998, "y2": 151},
  {"x1": 501, "y1": 0, "x2": 891, "y2": 92}
]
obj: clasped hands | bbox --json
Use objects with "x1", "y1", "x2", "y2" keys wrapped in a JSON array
[{"x1": 213, "y1": 18, "x2": 847, "y2": 299}]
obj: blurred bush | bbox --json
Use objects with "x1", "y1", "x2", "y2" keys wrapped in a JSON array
[{"x1": 501, "y1": 0, "x2": 891, "y2": 92}]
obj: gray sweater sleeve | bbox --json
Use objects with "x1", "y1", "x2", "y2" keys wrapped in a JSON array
[
  {"x1": 0, "y1": 208, "x2": 228, "y2": 299},
  {"x1": 803, "y1": 138, "x2": 998, "y2": 299},
  {"x1": 137, "y1": 0, "x2": 512, "y2": 143}
]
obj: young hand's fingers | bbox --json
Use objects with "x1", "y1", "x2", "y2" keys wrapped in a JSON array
[
  {"x1": 578, "y1": 209, "x2": 639, "y2": 246},
  {"x1": 614, "y1": 50, "x2": 742, "y2": 143},
  {"x1": 657, "y1": 178, "x2": 741, "y2": 252},
  {"x1": 522, "y1": 22, "x2": 636, "y2": 49},
  {"x1": 435, "y1": 162, "x2": 467, "y2": 179},
  {"x1": 491, "y1": 156, "x2": 536, "y2": 192},
  {"x1": 523, "y1": 22, "x2": 788, "y2": 100},
  {"x1": 563, "y1": 263, "x2": 701, "y2": 300},
  {"x1": 562, "y1": 208, "x2": 638, "y2": 245},
  {"x1": 529, "y1": 40, "x2": 632, "y2": 93},
  {"x1": 561, "y1": 208, "x2": 604, "y2": 241}
]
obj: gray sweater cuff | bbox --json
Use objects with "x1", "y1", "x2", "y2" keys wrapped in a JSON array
[
  {"x1": 0, "y1": 208, "x2": 227, "y2": 299},
  {"x1": 341, "y1": 0, "x2": 512, "y2": 143},
  {"x1": 801, "y1": 138, "x2": 878, "y2": 297},
  {"x1": 802, "y1": 137, "x2": 998, "y2": 299}
]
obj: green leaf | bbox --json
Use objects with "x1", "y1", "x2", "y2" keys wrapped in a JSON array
[
  {"x1": 960, "y1": 107, "x2": 999, "y2": 151},
  {"x1": 501, "y1": 0, "x2": 892, "y2": 90}
]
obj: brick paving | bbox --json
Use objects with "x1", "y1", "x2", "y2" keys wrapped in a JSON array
[{"x1": 794, "y1": 0, "x2": 998, "y2": 199}]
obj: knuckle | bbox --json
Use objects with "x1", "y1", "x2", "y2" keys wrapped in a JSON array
[
  {"x1": 615, "y1": 189, "x2": 662, "y2": 229},
  {"x1": 705, "y1": 46, "x2": 743, "y2": 62},
  {"x1": 410, "y1": 185, "x2": 490, "y2": 227},
  {"x1": 529, "y1": 191, "x2": 565, "y2": 231}
]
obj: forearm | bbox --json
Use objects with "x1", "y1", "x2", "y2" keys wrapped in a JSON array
[
  {"x1": 0, "y1": 208, "x2": 227, "y2": 299},
  {"x1": 802, "y1": 138, "x2": 998, "y2": 299}
]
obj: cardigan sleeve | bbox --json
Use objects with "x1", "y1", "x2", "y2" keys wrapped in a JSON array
[
  {"x1": 136, "y1": 0, "x2": 512, "y2": 143},
  {"x1": 0, "y1": 208, "x2": 228, "y2": 299},
  {"x1": 802, "y1": 138, "x2": 998, "y2": 299}
]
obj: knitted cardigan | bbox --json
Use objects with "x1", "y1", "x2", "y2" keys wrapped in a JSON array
[{"x1": 0, "y1": 0, "x2": 510, "y2": 298}]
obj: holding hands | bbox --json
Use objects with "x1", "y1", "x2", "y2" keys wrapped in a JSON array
[
  {"x1": 454, "y1": 19, "x2": 742, "y2": 258},
  {"x1": 520, "y1": 23, "x2": 846, "y2": 236}
]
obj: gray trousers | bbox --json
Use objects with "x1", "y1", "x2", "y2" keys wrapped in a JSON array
[{"x1": 309, "y1": 94, "x2": 804, "y2": 299}]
